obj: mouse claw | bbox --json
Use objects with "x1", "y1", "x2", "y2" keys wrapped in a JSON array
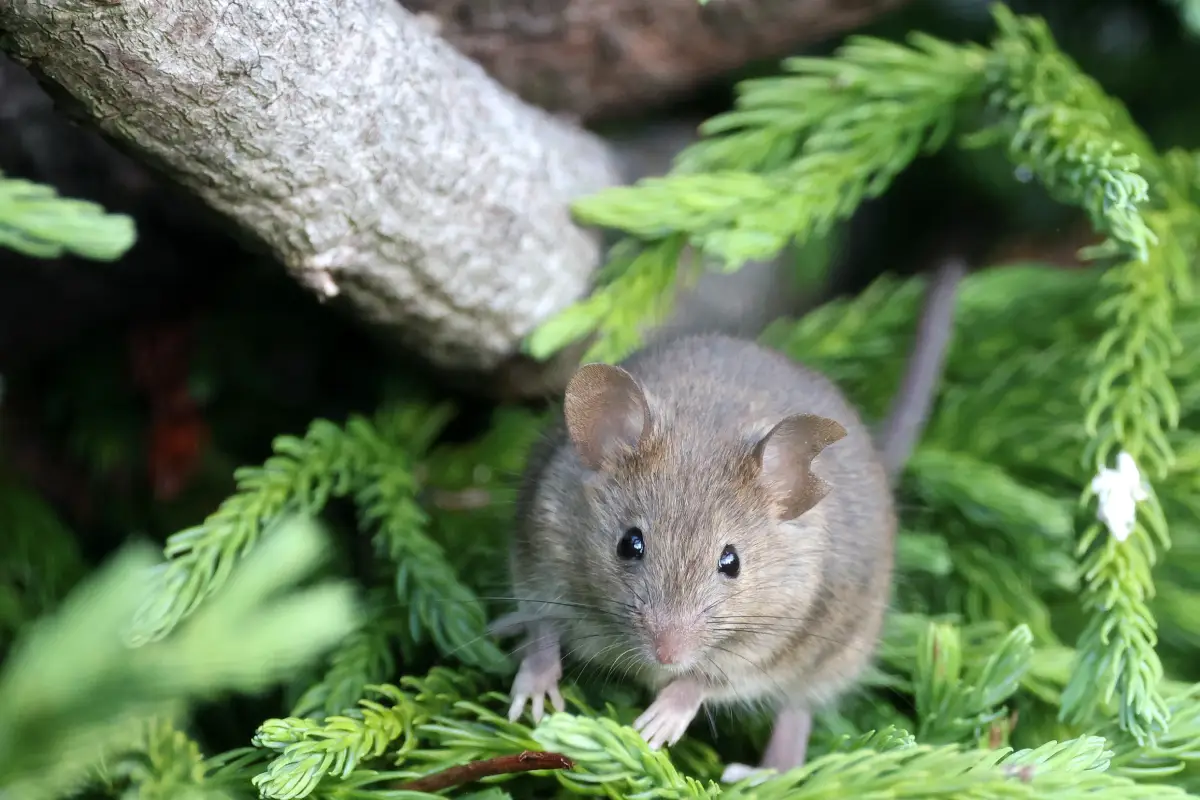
[
  {"x1": 507, "y1": 647, "x2": 564, "y2": 723},
  {"x1": 632, "y1": 679, "x2": 703, "y2": 750}
]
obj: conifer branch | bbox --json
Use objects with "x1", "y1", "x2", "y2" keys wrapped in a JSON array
[
  {"x1": 130, "y1": 418, "x2": 385, "y2": 644},
  {"x1": 290, "y1": 594, "x2": 398, "y2": 720},
  {"x1": 254, "y1": 669, "x2": 483, "y2": 800},
  {"x1": 131, "y1": 403, "x2": 502, "y2": 676},
  {"x1": 526, "y1": 236, "x2": 688, "y2": 363},
  {"x1": 98, "y1": 717, "x2": 227, "y2": 800},
  {"x1": 0, "y1": 517, "x2": 358, "y2": 800},
  {"x1": 719, "y1": 733, "x2": 1195, "y2": 799},
  {"x1": 913, "y1": 623, "x2": 1033, "y2": 744},
  {"x1": 533, "y1": 714, "x2": 716, "y2": 797},
  {"x1": 253, "y1": 685, "x2": 423, "y2": 800},
  {"x1": 1063, "y1": 184, "x2": 1197, "y2": 738},
  {"x1": 358, "y1": 429, "x2": 508, "y2": 674},
  {"x1": 529, "y1": 4, "x2": 1154, "y2": 365},
  {"x1": 0, "y1": 173, "x2": 136, "y2": 261},
  {"x1": 970, "y1": 7, "x2": 1155, "y2": 263}
]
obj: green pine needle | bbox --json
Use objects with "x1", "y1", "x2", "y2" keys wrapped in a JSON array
[{"x1": 0, "y1": 174, "x2": 137, "y2": 261}]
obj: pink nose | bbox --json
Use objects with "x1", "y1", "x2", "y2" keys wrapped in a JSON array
[{"x1": 653, "y1": 630, "x2": 686, "y2": 665}]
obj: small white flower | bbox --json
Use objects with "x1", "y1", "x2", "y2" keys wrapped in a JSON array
[{"x1": 1090, "y1": 451, "x2": 1148, "y2": 542}]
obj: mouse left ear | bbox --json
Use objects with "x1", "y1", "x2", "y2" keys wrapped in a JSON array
[{"x1": 752, "y1": 414, "x2": 846, "y2": 520}]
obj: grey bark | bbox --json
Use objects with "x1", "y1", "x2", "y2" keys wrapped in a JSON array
[{"x1": 0, "y1": 0, "x2": 622, "y2": 373}]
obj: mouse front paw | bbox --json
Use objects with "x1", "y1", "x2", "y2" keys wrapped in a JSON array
[
  {"x1": 507, "y1": 645, "x2": 564, "y2": 723},
  {"x1": 633, "y1": 679, "x2": 704, "y2": 750}
]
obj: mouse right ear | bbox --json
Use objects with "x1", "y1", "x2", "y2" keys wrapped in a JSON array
[
  {"x1": 564, "y1": 363, "x2": 650, "y2": 471},
  {"x1": 752, "y1": 414, "x2": 847, "y2": 520}
]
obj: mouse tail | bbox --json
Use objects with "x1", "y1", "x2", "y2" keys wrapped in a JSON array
[{"x1": 877, "y1": 256, "x2": 966, "y2": 483}]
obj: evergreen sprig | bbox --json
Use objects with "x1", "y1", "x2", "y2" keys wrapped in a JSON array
[
  {"x1": 533, "y1": 713, "x2": 717, "y2": 798},
  {"x1": 253, "y1": 685, "x2": 421, "y2": 800},
  {"x1": 98, "y1": 717, "x2": 228, "y2": 800},
  {"x1": 532, "y1": 5, "x2": 1151, "y2": 365},
  {"x1": 131, "y1": 417, "x2": 385, "y2": 644},
  {"x1": 290, "y1": 592, "x2": 398, "y2": 720},
  {"x1": 131, "y1": 405, "x2": 502, "y2": 675},
  {"x1": 0, "y1": 517, "x2": 358, "y2": 800},
  {"x1": 359, "y1": 409, "x2": 508, "y2": 674},
  {"x1": 0, "y1": 173, "x2": 137, "y2": 261},
  {"x1": 913, "y1": 623, "x2": 1033, "y2": 744},
  {"x1": 526, "y1": 236, "x2": 687, "y2": 363},
  {"x1": 968, "y1": 7, "x2": 1155, "y2": 262},
  {"x1": 253, "y1": 669, "x2": 484, "y2": 800},
  {"x1": 721, "y1": 735, "x2": 1195, "y2": 799},
  {"x1": 1063, "y1": 219, "x2": 1184, "y2": 741}
]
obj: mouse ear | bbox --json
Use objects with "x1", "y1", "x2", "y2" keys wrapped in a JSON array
[
  {"x1": 752, "y1": 414, "x2": 847, "y2": 520},
  {"x1": 564, "y1": 363, "x2": 651, "y2": 471}
]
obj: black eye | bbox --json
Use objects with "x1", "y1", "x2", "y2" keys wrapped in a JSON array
[
  {"x1": 718, "y1": 545, "x2": 739, "y2": 578},
  {"x1": 617, "y1": 527, "x2": 645, "y2": 560}
]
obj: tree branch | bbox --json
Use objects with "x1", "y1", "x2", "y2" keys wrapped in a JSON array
[
  {"x1": 395, "y1": 750, "x2": 574, "y2": 792},
  {"x1": 0, "y1": 0, "x2": 622, "y2": 373}
]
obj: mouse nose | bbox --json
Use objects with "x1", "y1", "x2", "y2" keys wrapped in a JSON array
[{"x1": 652, "y1": 629, "x2": 687, "y2": 665}]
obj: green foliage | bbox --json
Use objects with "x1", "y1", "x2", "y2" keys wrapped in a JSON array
[
  {"x1": 0, "y1": 173, "x2": 136, "y2": 261},
  {"x1": 289, "y1": 594, "x2": 398, "y2": 720},
  {"x1": 0, "y1": 516, "x2": 358, "y2": 800},
  {"x1": 8, "y1": 3, "x2": 1200, "y2": 800},
  {"x1": 254, "y1": 685, "x2": 419, "y2": 799},
  {"x1": 913, "y1": 623, "x2": 1032, "y2": 744},
  {"x1": 531, "y1": 5, "x2": 1157, "y2": 362},
  {"x1": 1168, "y1": 0, "x2": 1200, "y2": 37},
  {"x1": 357, "y1": 409, "x2": 507, "y2": 674},
  {"x1": 525, "y1": 236, "x2": 686, "y2": 363},
  {"x1": 720, "y1": 734, "x2": 1191, "y2": 799},
  {"x1": 0, "y1": 474, "x2": 85, "y2": 644},
  {"x1": 129, "y1": 408, "x2": 504, "y2": 674}
]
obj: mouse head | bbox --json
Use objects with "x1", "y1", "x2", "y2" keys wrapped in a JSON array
[{"x1": 563, "y1": 362, "x2": 846, "y2": 678}]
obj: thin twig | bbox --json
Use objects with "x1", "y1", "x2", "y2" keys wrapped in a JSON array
[{"x1": 394, "y1": 750, "x2": 574, "y2": 792}]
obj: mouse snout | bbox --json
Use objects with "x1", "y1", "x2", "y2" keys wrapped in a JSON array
[{"x1": 652, "y1": 629, "x2": 685, "y2": 665}]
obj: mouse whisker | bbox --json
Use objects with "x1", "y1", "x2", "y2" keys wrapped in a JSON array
[
  {"x1": 472, "y1": 595, "x2": 631, "y2": 620},
  {"x1": 604, "y1": 646, "x2": 645, "y2": 692},
  {"x1": 708, "y1": 623, "x2": 878, "y2": 656},
  {"x1": 707, "y1": 642, "x2": 789, "y2": 698},
  {"x1": 701, "y1": 651, "x2": 732, "y2": 687},
  {"x1": 551, "y1": 634, "x2": 630, "y2": 687},
  {"x1": 580, "y1": 640, "x2": 640, "y2": 689},
  {"x1": 614, "y1": 645, "x2": 649, "y2": 686}
]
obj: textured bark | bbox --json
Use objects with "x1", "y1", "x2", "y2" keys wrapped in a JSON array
[
  {"x1": 0, "y1": 0, "x2": 622, "y2": 373},
  {"x1": 403, "y1": 0, "x2": 913, "y2": 122}
]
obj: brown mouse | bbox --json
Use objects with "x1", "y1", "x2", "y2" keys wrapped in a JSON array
[{"x1": 499, "y1": 259, "x2": 964, "y2": 778}]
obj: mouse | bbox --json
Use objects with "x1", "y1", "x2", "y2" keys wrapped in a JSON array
[{"x1": 498, "y1": 257, "x2": 965, "y2": 778}]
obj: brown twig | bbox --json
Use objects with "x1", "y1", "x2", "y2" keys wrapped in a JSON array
[{"x1": 395, "y1": 750, "x2": 575, "y2": 793}]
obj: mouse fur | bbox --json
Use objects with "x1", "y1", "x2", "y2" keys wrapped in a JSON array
[{"x1": 503, "y1": 332, "x2": 896, "y2": 760}]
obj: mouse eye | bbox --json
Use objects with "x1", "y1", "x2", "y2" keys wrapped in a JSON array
[
  {"x1": 718, "y1": 545, "x2": 740, "y2": 578},
  {"x1": 617, "y1": 527, "x2": 645, "y2": 560}
]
